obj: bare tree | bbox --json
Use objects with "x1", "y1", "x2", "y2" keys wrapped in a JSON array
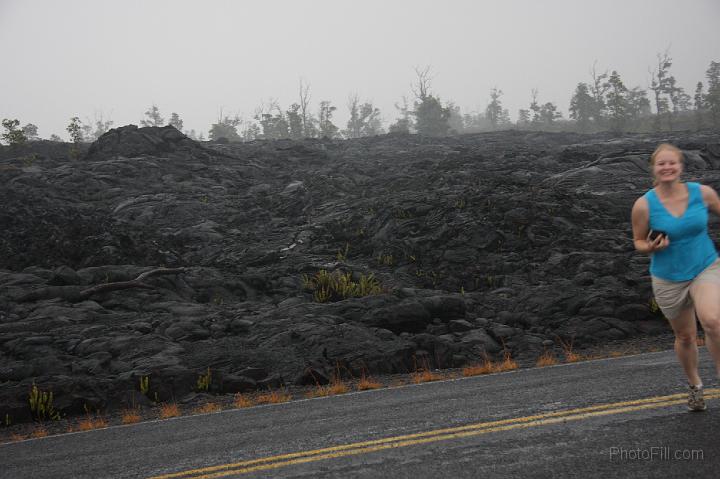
[
  {"x1": 589, "y1": 61, "x2": 610, "y2": 125},
  {"x1": 650, "y1": 49, "x2": 673, "y2": 130},
  {"x1": 529, "y1": 88, "x2": 541, "y2": 125},
  {"x1": 346, "y1": 93, "x2": 361, "y2": 138},
  {"x1": 299, "y1": 78, "x2": 312, "y2": 136},
  {"x1": 411, "y1": 65, "x2": 433, "y2": 100}
]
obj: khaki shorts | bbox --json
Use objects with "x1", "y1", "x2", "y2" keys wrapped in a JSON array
[{"x1": 651, "y1": 259, "x2": 720, "y2": 319}]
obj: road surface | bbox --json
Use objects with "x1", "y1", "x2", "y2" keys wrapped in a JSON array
[{"x1": 2, "y1": 349, "x2": 719, "y2": 478}]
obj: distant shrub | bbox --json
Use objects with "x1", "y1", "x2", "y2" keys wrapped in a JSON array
[{"x1": 1, "y1": 118, "x2": 27, "y2": 147}]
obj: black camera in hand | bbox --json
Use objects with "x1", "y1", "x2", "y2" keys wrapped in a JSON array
[{"x1": 649, "y1": 230, "x2": 667, "y2": 241}]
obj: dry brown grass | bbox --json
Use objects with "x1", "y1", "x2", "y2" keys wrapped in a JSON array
[
  {"x1": 463, "y1": 351, "x2": 518, "y2": 376},
  {"x1": 304, "y1": 387, "x2": 330, "y2": 399},
  {"x1": 159, "y1": 402, "x2": 180, "y2": 419},
  {"x1": 608, "y1": 350, "x2": 625, "y2": 358},
  {"x1": 356, "y1": 374, "x2": 382, "y2": 391},
  {"x1": 30, "y1": 427, "x2": 48, "y2": 438},
  {"x1": 564, "y1": 350, "x2": 584, "y2": 362},
  {"x1": 304, "y1": 376, "x2": 351, "y2": 398},
  {"x1": 10, "y1": 433, "x2": 26, "y2": 442},
  {"x1": 256, "y1": 389, "x2": 292, "y2": 404},
  {"x1": 558, "y1": 337, "x2": 585, "y2": 363},
  {"x1": 410, "y1": 369, "x2": 443, "y2": 384},
  {"x1": 410, "y1": 356, "x2": 443, "y2": 384},
  {"x1": 121, "y1": 409, "x2": 142, "y2": 425},
  {"x1": 495, "y1": 352, "x2": 518, "y2": 372},
  {"x1": 329, "y1": 380, "x2": 350, "y2": 395},
  {"x1": 78, "y1": 415, "x2": 108, "y2": 431},
  {"x1": 193, "y1": 402, "x2": 222, "y2": 415},
  {"x1": 233, "y1": 393, "x2": 254, "y2": 408},
  {"x1": 536, "y1": 350, "x2": 559, "y2": 367},
  {"x1": 462, "y1": 355, "x2": 496, "y2": 376}
]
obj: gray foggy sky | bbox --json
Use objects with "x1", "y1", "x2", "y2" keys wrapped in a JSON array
[{"x1": 1, "y1": 0, "x2": 719, "y2": 139}]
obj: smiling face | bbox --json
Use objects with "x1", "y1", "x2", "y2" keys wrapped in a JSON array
[{"x1": 651, "y1": 148, "x2": 683, "y2": 185}]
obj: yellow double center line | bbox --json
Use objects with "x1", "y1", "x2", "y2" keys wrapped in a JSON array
[{"x1": 149, "y1": 389, "x2": 720, "y2": 479}]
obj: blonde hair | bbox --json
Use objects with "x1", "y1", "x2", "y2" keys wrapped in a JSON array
[
  {"x1": 650, "y1": 143, "x2": 683, "y2": 166},
  {"x1": 650, "y1": 143, "x2": 683, "y2": 185}
]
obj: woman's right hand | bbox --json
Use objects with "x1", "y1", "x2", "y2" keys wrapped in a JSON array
[{"x1": 645, "y1": 231, "x2": 670, "y2": 253}]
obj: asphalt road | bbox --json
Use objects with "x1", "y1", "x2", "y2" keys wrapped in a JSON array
[{"x1": 2, "y1": 349, "x2": 719, "y2": 479}]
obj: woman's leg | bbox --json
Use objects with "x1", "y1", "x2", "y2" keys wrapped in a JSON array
[
  {"x1": 690, "y1": 281, "x2": 720, "y2": 377},
  {"x1": 666, "y1": 306, "x2": 702, "y2": 386}
]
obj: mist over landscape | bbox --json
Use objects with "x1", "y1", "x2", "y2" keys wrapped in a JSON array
[
  {"x1": 1, "y1": 0, "x2": 719, "y2": 141},
  {"x1": 2, "y1": 2, "x2": 720, "y2": 473}
]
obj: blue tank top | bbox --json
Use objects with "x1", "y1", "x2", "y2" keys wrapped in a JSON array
[{"x1": 645, "y1": 182, "x2": 717, "y2": 281}]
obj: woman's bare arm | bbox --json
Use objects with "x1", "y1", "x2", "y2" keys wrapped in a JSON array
[
  {"x1": 631, "y1": 196, "x2": 667, "y2": 253},
  {"x1": 701, "y1": 184, "x2": 720, "y2": 216}
]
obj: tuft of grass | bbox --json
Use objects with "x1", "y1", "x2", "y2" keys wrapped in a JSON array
[
  {"x1": 302, "y1": 269, "x2": 383, "y2": 303},
  {"x1": 28, "y1": 383, "x2": 60, "y2": 422},
  {"x1": 256, "y1": 389, "x2": 292, "y2": 405},
  {"x1": 463, "y1": 350, "x2": 518, "y2": 376},
  {"x1": 233, "y1": 393, "x2": 254, "y2": 409},
  {"x1": 78, "y1": 415, "x2": 107, "y2": 431},
  {"x1": 193, "y1": 402, "x2": 221, "y2": 415},
  {"x1": 411, "y1": 369, "x2": 443, "y2": 383},
  {"x1": 336, "y1": 242, "x2": 349, "y2": 261},
  {"x1": 305, "y1": 375, "x2": 351, "y2": 398},
  {"x1": 495, "y1": 352, "x2": 518, "y2": 372},
  {"x1": 558, "y1": 337, "x2": 584, "y2": 363},
  {"x1": 462, "y1": 358, "x2": 496, "y2": 377},
  {"x1": 410, "y1": 356, "x2": 443, "y2": 384},
  {"x1": 564, "y1": 350, "x2": 584, "y2": 362},
  {"x1": 649, "y1": 297, "x2": 661, "y2": 314},
  {"x1": 30, "y1": 427, "x2": 48, "y2": 439},
  {"x1": 159, "y1": 402, "x2": 180, "y2": 419},
  {"x1": 121, "y1": 408, "x2": 142, "y2": 425},
  {"x1": 304, "y1": 387, "x2": 330, "y2": 399},
  {"x1": 139, "y1": 376, "x2": 150, "y2": 396},
  {"x1": 196, "y1": 368, "x2": 212, "y2": 392},
  {"x1": 536, "y1": 350, "x2": 559, "y2": 367},
  {"x1": 377, "y1": 254, "x2": 394, "y2": 266},
  {"x1": 11, "y1": 433, "x2": 26, "y2": 442},
  {"x1": 356, "y1": 373, "x2": 382, "y2": 391},
  {"x1": 329, "y1": 380, "x2": 349, "y2": 395}
]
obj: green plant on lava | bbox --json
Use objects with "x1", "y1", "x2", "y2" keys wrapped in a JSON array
[
  {"x1": 336, "y1": 242, "x2": 349, "y2": 261},
  {"x1": 28, "y1": 383, "x2": 61, "y2": 422},
  {"x1": 196, "y1": 368, "x2": 212, "y2": 392},
  {"x1": 302, "y1": 269, "x2": 383, "y2": 303}
]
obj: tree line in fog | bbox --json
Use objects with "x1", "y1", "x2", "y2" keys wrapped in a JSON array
[{"x1": 2, "y1": 53, "x2": 720, "y2": 147}]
